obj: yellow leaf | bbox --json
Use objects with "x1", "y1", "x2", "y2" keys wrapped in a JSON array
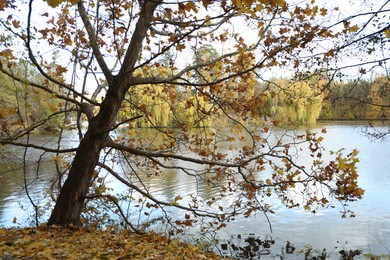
[
  {"x1": 46, "y1": 0, "x2": 63, "y2": 7},
  {"x1": 242, "y1": 0, "x2": 254, "y2": 7},
  {"x1": 174, "y1": 195, "x2": 183, "y2": 201},
  {"x1": 272, "y1": 0, "x2": 286, "y2": 7},
  {"x1": 349, "y1": 25, "x2": 359, "y2": 32},
  {"x1": 0, "y1": 49, "x2": 15, "y2": 59},
  {"x1": 354, "y1": 188, "x2": 365, "y2": 197},
  {"x1": 205, "y1": 15, "x2": 212, "y2": 26},
  {"x1": 339, "y1": 161, "x2": 347, "y2": 171},
  {"x1": 255, "y1": 3, "x2": 263, "y2": 12},
  {"x1": 233, "y1": 0, "x2": 242, "y2": 8},
  {"x1": 27, "y1": 241, "x2": 46, "y2": 251},
  {"x1": 384, "y1": 29, "x2": 390, "y2": 38},
  {"x1": 46, "y1": 0, "x2": 78, "y2": 7}
]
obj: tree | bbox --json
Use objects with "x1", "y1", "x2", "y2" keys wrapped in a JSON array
[
  {"x1": 258, "y1": 77, "x2": 324, "y2": 124},
  {"x1": 319, "y1": 78, "x2": 386, "y2": 120},
  {"x1": 0, "y1": 0, "x2": 387, "y2": 231}
]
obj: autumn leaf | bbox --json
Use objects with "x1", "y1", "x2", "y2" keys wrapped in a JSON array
[
  {"x1": 202, "y1": 0, "x2": 212, "y2": 10},
  {"x1": 350, "y1": 149, "x2": 359, "y2": 157},
  {"x1": 12, "y1": 20, "x2": 20, "y2": 29},
  {"x1": 231, "y1": 0, "x2": 241, "y2": 8},
  {"x1": 170, "y1": 195, "x2": 183, "y2": 206},
  {"x1": 384, "y1": 29, "x2": 390, "y2": 38},
  {"x1": 46, "y1": 0, "x2": 63, "y2": 7},
  {"x1": 320, "y1": 7, "x2": 327, "y2": 16},
  {"x1": 176, "y1": 44, "x2": 186, "y2": 51},
  {"x1": 174, "y1": 195, "x2": 183, "y2": 201},
  {"x1": 349, "y1": 25, "x2": 359, "y2": 33},
  {"x1": 0, "y1": 49, "x2": 15, "y2": 59},
  {"x1": 255, "y1": 3, "x2": 263, "y2": 12},
  {"x1": 115, "y1": 26, "x2": 126, "y2": 35},
  {"x1": 271, "y1": 0, "x2": 286, "y2": 7},
  {"x1": 205, "y1": 15, "x2": 212, "y2": 26},
  {"x1": 185, "y1": 2, "x2": 197, "y2": 13},
  {"x1": 0, "y1": 227, "x2": 222, "y2": 259},
  {"x1": 227, "y1": 136, "x2": 235, "y2": 141},
  {"x1": 46, "y1": 0, "x2": 78, "y2": 7},
  {"x1": 242, "y1": 0, "x2": 254, "y2": 7}
]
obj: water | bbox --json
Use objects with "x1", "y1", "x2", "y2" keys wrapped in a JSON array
[{"x1": 0, "y1": 121, "x2": 389, "y2": 258}]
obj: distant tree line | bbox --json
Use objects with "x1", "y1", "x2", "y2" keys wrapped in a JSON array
[
  {"x1": 320, "y1": 76, "x2": 390, "y2": 121},
  {"x1": 1, "y1": 61, "x2": 388, "y2": 131},
  {"x1": 254, "y1": 75, "x2": 390, "y2": 125}
]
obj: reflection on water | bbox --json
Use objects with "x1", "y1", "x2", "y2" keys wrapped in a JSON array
[
  {"x1": 0, "y1": 122, "x2": 390, "y2": 257},
  {"x1": 0, "y1": 161, "x2": 54, "y2": 227}
]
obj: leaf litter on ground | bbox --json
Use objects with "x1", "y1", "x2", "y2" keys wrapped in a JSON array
[{"x1": 0, "y1": 226, "x2": 225, "y2": 259}]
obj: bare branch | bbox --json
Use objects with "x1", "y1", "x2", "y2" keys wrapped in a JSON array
[
  {"x1": 105, "y1": 139, "x2": 240, "y2": 167},
  {"x1": 85, "y1": 194, "x2": 142, "y2": 234},
  {"x1": 77, "y1": 1, "x2": 113, "y2": 84},
  {"x1": 97, "y1": 162, "x2": 224, "y2": 219},
  {"x1": 0, "y1": 140, "x2": 77, "y2": 153},
  {"x1": 118, "y1": 0, "x2": 163, "y2": 80}
]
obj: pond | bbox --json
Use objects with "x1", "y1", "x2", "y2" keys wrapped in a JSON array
[{"x1": 0, "y1": 121, "x2": 389, "y2": 258}]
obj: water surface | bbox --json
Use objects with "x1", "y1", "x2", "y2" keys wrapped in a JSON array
[{"x1": 0, "y1": 122, "x2": 389, "y2": 257}]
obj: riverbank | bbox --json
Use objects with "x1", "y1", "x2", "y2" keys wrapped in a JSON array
[{"x1": 0, "y1": 226, "x2": 224, "y2": 259}]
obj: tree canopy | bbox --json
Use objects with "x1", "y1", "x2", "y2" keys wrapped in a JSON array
[{"x1": 0, "y1": 0, "x2": 389, "y2": 235}]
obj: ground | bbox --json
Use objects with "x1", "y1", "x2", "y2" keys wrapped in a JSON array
[{"x1": 0, "y1": 226, "x2": 224, "y2": 259}]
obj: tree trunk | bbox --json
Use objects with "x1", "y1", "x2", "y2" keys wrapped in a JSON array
[
  {"x1": 47, "y1": 0, "x2": 161, "y2": 226},
  {"x1": 47, "y1": 84, "x2": 126, "y2": 225}
]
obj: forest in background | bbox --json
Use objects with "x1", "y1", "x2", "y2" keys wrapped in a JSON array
[
  {"x1": 1, "y1": 40, "x2": 388, "y2": 132},
  {"x1": 320, "y1": 75, "x2": 390, "y2": 121},
  {"x1": 1, "y1": 67, "x2": 388, "y2": 131}
]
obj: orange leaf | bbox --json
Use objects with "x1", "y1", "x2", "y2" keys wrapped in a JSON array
[
  {"x1": 12, "y1": 20, "x2": 20, "y2": 29},
  {"x1": 202, "y1": 0, "x2": 212, "y2": 10},
  {"x1": 185, "y1": 2, "x2": 197, "y2": 12}
]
